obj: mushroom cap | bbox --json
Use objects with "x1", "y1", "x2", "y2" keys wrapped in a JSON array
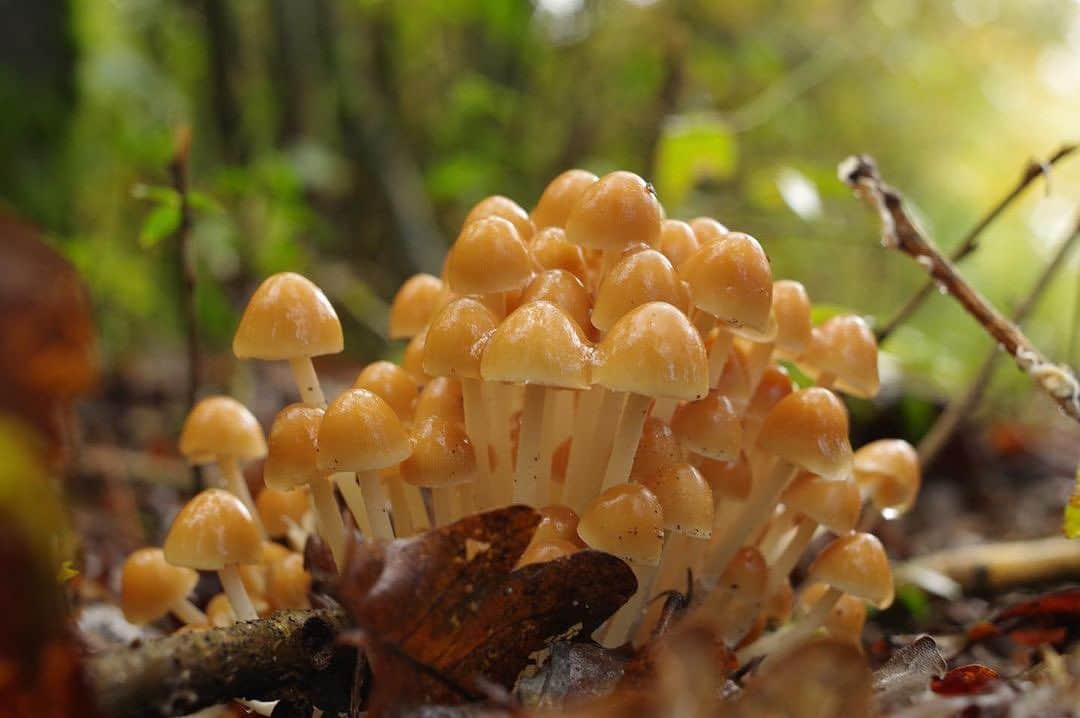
[
  {"x1": 772, "y1": 280, "x2": 812, "y2": 358},
  {"x1": 266, "y1": 552, "x2": 311, "y2": 610},
  {"x1": 629, "y1": 417, "x2": 684, "y2": 481},
  {"x1": 401, "y1": 330, "x2": 431, "y2": 384},
  {"x1": 577, "y1": 483, "x2": 665, "y2": 565},
  {"x1": 656, "y1": 219, "x2": 701, "y2": 269},
  {"x1": 464, "y1": 194, "x2": 534, "y2": 242},
  {"x1": 564, "y1": 171, "x2": 662, "y2": 252},
  {"x1": 517, "y1": 538, "x2": 580, "y2": 568},
  {"x1": 399, "y1": 415, "x2": 477, "y2": 488},
  {"x1": 688, "y1": 217, "x2": 729, "y2": 245},
  {"x1": 413, "y1": 376, "x2": 465, "y2": 423},
  {"x1": 233, "y1": 272, "x2": 343, "y2": 360},
  {"x1": 717, "y1": 546, "x2": 767, "y2": 595},
  {"x1": 255, "y1": 486, "x2": 309, "y2": 539},
  {"x1": 480, "y1": 301, "x2": 591, "y2": 390},
  {"x1": 593, "y1": 302, "x2": 708, "y2": 401},
  {"x1": 780, "y1": 472, "x2": 861, "y2": 535},
  {"x1": 853, "y1": 439, "x2": 920, "y2": 516},
  {"x1": 445, "y1": 216, "x2": 532, "y2": 295},
  {"x1": 756, "y1": 388, "x2": 853, "y2": 481},
  {"x1": 318, "y1": 389, "x2": 411, "y2": 472},
  {"x1": 388, "y1": 274, "x2": 445, "y2": 340},
  {"x1": 352, "y1": 361, "x2": 419, "y2": 422},
  {"x1": 699, "y1": 452, "x2": 753, "y2": 501},
  {"x1": 807, "y1": 532, "x2": 893, "y2": 609},
  {"x1": 744, "y1": 365, "x2": 794, "y2": 426},
  {"x1": 263, "y1": 404, "x2": 324, "y2": 491},
  {"x1": 679, "y1": 233, "x2": 775, "y2": 339},
  {"x1": 528, "y1": 227, "x2": 590, "y2": 284},
  {"x1": 636, "y1": 463, "x2": 714, "y2": 537},
  {"x1": 591, "y1": 249, "x2": 684, "y2": 332},
  {"x1": 800, "y1": 582, "x2": 867, "y2": 643},
  {"x1": 164, "y1": 489, "x2": 262, "y2": 571},
  {"x1": 423, "y1": 297, "x2": 499, "y2": 380},
  {"x1": 670, "y1": 389, "x2": 743, "y2": 461},
  {"x1": 533, "y1": 504, "x2": 581, "y2": 545},
  {"x1": 520, "y1": 269, "x2": 592, "y2": 334},
  {"x1": 531, "y1": 169, "x2": 599, "y2": 230},
  {"x1": 179, "y1": 395, "x2": 267, "y2": 465},
  {"x1": 801, "y1": 315, "x2": 880, "y2": 398},
  {"x1": 120, "y1": 547, "x2": 200, "y2": 624}
]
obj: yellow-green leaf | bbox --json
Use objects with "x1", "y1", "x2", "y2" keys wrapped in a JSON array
[{"x1": 653, "y1": 113, "x2": 736, "y2": 210}]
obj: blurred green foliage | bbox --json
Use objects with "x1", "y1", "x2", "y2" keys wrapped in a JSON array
[{"x1": 1, "y1": 0, "x2": 1078, "y2": 421}]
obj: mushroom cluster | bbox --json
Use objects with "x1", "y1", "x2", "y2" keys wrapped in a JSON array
[{"x1": 120, "y1": 169, "x2": 922, "y2": 667}]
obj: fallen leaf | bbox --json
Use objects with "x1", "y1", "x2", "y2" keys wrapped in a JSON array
[
  {"x1": 967, "y1": 588, "x2": 1080, "y2": 649},
  {"x1": 517, "y1": 641, "x2": 627, "y2": 709},
  {"x1": 930, "y1": 664, "x2": 1000, "y2": 695},
  {"x1": 872, "y1": 634, "x2": 947, "y2": 710}
]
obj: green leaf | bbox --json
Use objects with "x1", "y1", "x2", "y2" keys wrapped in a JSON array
[
  {"x1": 653, "y1": 113, "x2": 736, "y2": 210},
  {"x1": 188, "y1": 190, "x2": 224, "y2": 214},
  {"x1": 138, "y1": 204, "x2": 181, "y2": 248},
  {"x1": 131, "y1": 183, "x2": 178, "y2": 206}
]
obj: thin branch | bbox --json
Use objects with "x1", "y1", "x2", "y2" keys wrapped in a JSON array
[
  {"x1": 839, "y1": 155, "x2": 1080, "y2": 423},
  {"x1": 876, "y1": 144, "x2": 1077, "y2": 343},
  {"x1": 897, "y1": 536, "x2": 1080, "y2": 592}
]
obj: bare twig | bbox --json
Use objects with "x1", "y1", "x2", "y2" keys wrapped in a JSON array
[
  {"x1": 897, "y1": 536, "x2": 1080, "y2": 592},
  {"x1": 875, "y1": 144, "x2": 1077, "y2": 343},
  {"x1": 918, "y1": 213, "x2": 1080, "y2": 466},
  {"x1": 839, "y1": 155, "x2": 1080, "y2": 424}
]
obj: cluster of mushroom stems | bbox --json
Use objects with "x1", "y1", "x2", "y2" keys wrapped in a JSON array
[{"x1": 119, "y1": 169, "x2": 923, "y2": 675}]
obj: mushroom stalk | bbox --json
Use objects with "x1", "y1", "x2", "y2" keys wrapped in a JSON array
[
  {"x1": 561, "y1": 386, "x2": 606, "y2": 512},
  {"x1": 308, "y1": 475, "x2": 347, "y2": 571},
  {"x1": 651, "y1": 397, "x2": 678, "y2": 422},
  {"x1": 332, "y1": 472, "x2": 374, "y2": 538},
  {"x1": 765, "y1": 517, "x2": 816, "y2": 592},
  {"x1": 743, "y1": 341, "x2": 774, "y2": 393},
  {"x1": 486, "y1": 382, "x2": 515, "y2": 504},
  {"x1": 357, "y1": 471, "x2": 395, "y2": 539},
  {"x1": 402, "y1": 483, "x2": 432, "y2": 531},
  {"x1": 218, "y1": 565, "x2": 258, "y2": 622},
  {"x1": 169, "y1": 598, "x2": 208, "y2": 626},
  {"x1": 539, "y1": 390, "x2": 564, "y2": 503},
  {"x1": 599, "y1": 562, "x2": 655, "y2": 648},
  {"x1": 513, "y1": 384, "x2": 547, "y2": 506},
  {"x1": 573, "y1": 390, "x2": 625, "y2": 509},
  {"x1": 600, "y1": 393, "x2": 653, "y2": 492},
  {"x1": 736, "y1": 586, "x2": 842, "y2": 663},
  {"x1": 384, "y1": 476, "x2": 415, "y2": 537},
  {"x1": 461, "y1": 378, "x2": 495, "y2": 509},
  {"x1": 218, "y1": 456, "x2": 264, "y2": 537},
  {"x1": 431, "y1": 487, "x2": 453, "y2": 526},
  {"x1": 288, "y1": 356, "x2": 326, "y2": 407},
  {"x1": 707, "y1": 330, "x2": 733, "y2": 389}
]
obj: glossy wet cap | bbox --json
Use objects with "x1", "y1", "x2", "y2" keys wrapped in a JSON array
[
  {"x1": 464, "y1": 195, "x2": 534, "y2": 242},
  {"x1": 520, "y1": 269, "x2": 592, "y2": 334},
  {"x1": 233, "y1": 272, "x2": 343, "y2": 360},
  {"x1": 577, "y1": 483, "x2": 665, "y2": 565},
  {"x1": 399, "y1": 415, "x2": 476, "y2": 488},
  {"x1": 179, "y1": 395, "x2": 267, "y2": 465},
  {"x1": 352, "y1": 361, "x2": 420, "y2": 422},
  {"x1": 807, "y1": 532, "x2": 893, "y2": 609},
  {"x1": 255, "y1": 486, "x2": 309, "y2": 539},
  {"x1": 637, "y1": 463, "x2": 714, "y2": 537},
  {"x1": 480, "y1": 301, "x2": 591, "y2": 389},
  {"x1": 591, "y1": 249, "x2": 684, "y2": 332},
  {"x1": 263, "y1": 404, "x2": 324, "y2": 491},
  {"x1": 853, "y1": 439, "x2": 920, "y2": 516},
  {"x1": 120, "y1": 547, "x2": 199, "y2": 624},
  {"x1": 531, "y1": 169, "x2": 599, "y2": 230},
  {"x1": 593, "y1": 302, "x2": 708, "y2": 400},
  {"x1": 699, "y1": 452, "x2": 753, "y2": 501},
  {"x1": 688, "y1": 217, "x2": 729, "y2": 245},
  {"x1": 670, "y1": 390, "x2": 743, "y2": 461},
  {"x1": 679, "y1": 233, "x2": 774, "y2": 339},
  {"x1": 629, "y1": 417, "x2": 684, "y2": 481},
  {"x1": 756, "y1": 388, "x2": 853, "y2": 480},
  {"x1": 801, "y1": 315, "x2": 880, "y2": 398},
  {"x1": 533, "y1": 504, "x2": 582, "y2": 545},
  {"x1": 388, "y1": 273, "x2": 445, "y2": 339},
  {"x1": 656, "y1": 219, "x2": 701, "y2": 269},
  {"x1": 422, "y1": 297, "x2": 499, "y2": 380},
  {"x1": 771, "y1": 280, "x2": 812, "y2": 357},
  {"x1": 318, "y1": 389, "x2": 412, "y2": 472},
  {"x1": 565, "y1": 171, "x2": 662, "y2": 252},
  {"x1": 413, "y1": 376, "x2": 465, "y2": 423},
  {"x1": 164, "y1": 489, "x2": 262, "y2": 571},
  {"x1": 780, "y1": 472, "x2": 861, "y2": 535},
  {"x1": 517, "y1": 538, "x2": 580, "y2": 568},
  {"x1": 445, "y1": 216, "x2": 532, "y2": 295},
  {"x1": 528, "y1": 227, "x2": 590, "y2": 284}
]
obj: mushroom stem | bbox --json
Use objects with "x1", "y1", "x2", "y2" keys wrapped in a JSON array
[
  {"x1": 384, "y1": 475, "x2": 415, "y2": 537},
  {"x1": 485, "y1": 382, "x2": 515, "y2": 505},
  {"x1": 600, "y1": 393, "x2": 653, "y2": 492},
  {"x1": 449, "y1": 483, "x2": 475, "y2": 521},
  {"x1": 744, "y1": 341, "x2": 774, "y2": 393},
  {"x1": 575, "y1": 390, "x2": 626, "y2": 507},
  {"x1": 218, "y1": 565, "x2": 259, "y2": 622},
  {"x1": 402, "y1": 483, "x2": 432, "y2": 531},
  {"x1": 332, "y1": 472, "x2": 374, "y2": 538},
  {"x1": 357, "y1": 471, "x2": 395, "y2": 539},
  {"x1": 856, "y1": 505, "x2": 880, "y2": 534},
  {"x1": 308, "y1": 475, "x2": 347, "y2": 571},
  {"x1": 461, "y1": 377, "x2": 495, "y2": 509},
  {"x1": 651, "y1": 398, "x2": 679, "y2": 423},
  {"x1": 283, "y1": 518, "x2": 308, "y2": 552},
  {"x1": 765, "y1": 517, "x2": 817, "y2": 593},
  {"x1": 539, "y1": 389, "x2": 563, "y2": 505},
  {"x1": 756, "y1": 505, "x2": 796, "y2": 560},
  {"x1": 736, "y1": 586, "x2": 842, "y2": 663},
  {"x1": 288, "y1": 356, "x2": 326, "y2": 407},
  {"x1": 708, "y1": 329, "x2": 733, "y2": 389},
  {"x1": 431, "y1": 487, "x2": 453, "y2": 526},
  {"x1": 218, "y1": 456, "x2": 264, "y2": 538},
  {"x1": 513, "y1": 384, "x2": 547, "y2": 506},
  {"x1": 600, "y1": 561, "x2": 655, "y2": 648},
  {"x1": 561, "y1": 385, "x2": 606, "y2": 512},
  {"x1": 169, "y1": 598, "x2": 208, "y2": 626}
]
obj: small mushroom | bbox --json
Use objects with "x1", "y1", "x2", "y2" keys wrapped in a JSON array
[
  {"x1": 853, "y1": 439, "x2": 921, "y2": 526},
  {"x1": 464, "y1": 194, "x2": 535, "y2": 242},
  {"x1": 515, "y1": 538, "x2": 579, "y2": 569},
  {"x1": 655, "y1": 219, "x2": 701, "y2": 270},
  {"x1": 400, "y1": 415, "x2": 477, "y2": 526},
  {"x1": 529, "y1": 227, "x2": 590, "y2": 285},
  {"x1": 120, "y1": 547, "x2": 207, "y2": 626},
  {"x1": 799, "y1": 314, "x2": 880, "y2": 398},
  {"x1": 388, "y1": 273, "x2": 445, "y2": 340},
  {"x1": 255, "y1": 486, "x2": 310, "y2": 551},
  {"x1": 530, "y1": 169, "x2": 598, "y2": 230}
]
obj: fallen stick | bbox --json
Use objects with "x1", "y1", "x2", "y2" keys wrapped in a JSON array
[{"x1": 897, "y1": 536, "x2": 1080, "y2": 593}]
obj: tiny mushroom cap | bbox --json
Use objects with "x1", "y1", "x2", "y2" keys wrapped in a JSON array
[
  {"x1": 255, "y1": 486, "x2": 309, "y2": 539},
  {"x1": 164, "y1": 489, "x2": 262, "y2": 571},
  {"x1": 464, "y1": 195, "x2": 534, "y2": 242},
  {"x1": 179, "y1": 396, "x2": 267, "y2": 465},
  {"x1": 853, "y1": 439, "x2": 920, "y2": 517},
  {"x1": 423, "y1": 297, "x2": 499, "y2": 380},
  {"x1": 780, "y1": 472, "x2": 862, "y2": 535},
  {"x1": 413, "y1": 376, "x2": 465, "y2": 423},
  {"x1": 517, "y1": 538, "x2": 580, "y2": 568},
  {"x1": 807, "y1": 532, "x2": 894, "y2": 609},
  {"x1": 520, "y1": 269, "x2": 592, "y2": 335},
  {"x1": 120, "y1": 548, "x2": 200, "y2": 625},
  {"x1": 401, "y1": 330, "x2": 431, "y2": 384},
  {"x1": 593, "y1": 302, "x2": 708, "y2": 401},
  {"x1": 480, "y1": 301, "x2": 591, "y2": 390},
  {"x1": 771, "y1": 280, "x2": 812, "y2": 358},
  {"x1": 445, "y1": 216, "x2": 533, "y2": 295},
  {"x1": 266, "y1": 552, "x2": 311, "y2": 610},
  {"x1": 531, "y1": 169, "x2": 599, "y2": 230},
  {"x1": 388, "y1": 274, "x2": 445, "y2": 339},
  {"x1": 400, "y1": 415, "x2": 477, "y2": 488},
  {"x1": 636, "y1": 463, "x2": 714, "y2": 538},
  {"x1": 756, "y1": 387, "x2": 853, "y2": 481},
  {"x1": 577, "y1": 483, "x2": 665, "y2": 566},
  {"x1": 801, "y1": 314, "x2": 880, "y2": 398},
  {"x1": 533, "y1": 504, "x2": 582, "y2": 545},
  {"x1": 233, "y1": 272, "x2": 343, "y2": 360},
  {"x1": 688, "y1": 217, "x2": 729, "y2": 245},
  {"x1": 800, "y1": 583, "x2": 867, "y2": 643},
  {"x1": 630, "y1": 417, "x2": 684, "y2": 481},
  {"x1": 656, "y1": 219, "x2": 701, "y2": 269},
  {"x1": 718, "y1": 546, "x2": 767, "y2": 594},
  {"x1": 591, "y1": 249, "x2": 685, "y2": 332},
  {"x1": 679, "y1": 233, "x2": 775, "y2": 340},
  {"x1": 263, "y1": 404, "x2": 323, "y2": 491},
  {"x1": 744, "y1": 365, "x2": 794, "y2": 424},
  {"x1": 670, "y1": 389, "x2": 743, "y2": 461},
  {"x1": 528, "y1": 227, "x2": 590, "y2": 283},
  {"x1": 564, "y1": 171, "x2": 662, "y2": 252},
  {"x1": 353, "y1": 361, "x2": 420, "y2": 422},
  {"x1": 318, "y1": 389, "x2": 412, "y2": 472},
  {"x1": 699, "y1": 452, "x2": 753, "y2": 502}
]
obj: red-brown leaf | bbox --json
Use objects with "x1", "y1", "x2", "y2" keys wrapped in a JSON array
[{"x1": 930, "y1": 664, "x2": 1000, "y2": 695}]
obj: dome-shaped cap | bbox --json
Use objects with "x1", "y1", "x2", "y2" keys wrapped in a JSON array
[
  {"x1": 266, "y1": 551, "x2": 311, "y2": 610},
  {"x1": 780, "y1": 472, "x2": 861, "y2": 535},
  {"x1": 464, "y1": 195, "x2": 534, "y2": 242},
  {"x1": 670, "y1": 390, "x2": 742, "y2": 461},
  {"x1": 679, "y1": 233, "x2": 775, "y2": 339},
  {"x1": 853, "y1": 439, "x2": 920, "y2": 515},
  {"x1": 637, "y1": 463, "x2": 713, "y2": 538},
  {"x1": 388, "y1": 274, "x2": 445, "y2": 340},
  {"x1": 533, "y1": 504, "x2": 581, "y2": 545},
  {"x1": 529, "y1": 227, "x2": 590, "y2": 284},
  {"x1": 745, "y1": 365, "x2": 794, "y2": 423},
  {"x1": 656, "y1": 219, "x2": 700, "y2": 269},
  {"x1": 800, "y1": 583, "x2": 867, "y2": 643},
  {"x1": 808, "y1": 532, "x2": 893, "y2": 609},
  {"x1": 771, "y1": 280, "x2": 812, "y2": 358},
  {"x1": 179, "y1": 395, "x2": 267, "y2": 465},
  {"x1": 255, "y1": 486, "x2": 309, "y2": 539},
  {"x1": 688, "y1": 217, "x2": 729, "y2": 245},
  {"x1": 401, "y1": 330, "x2": 431, "y2": 384},
  {"x1": 399, "y1": 415, "x2": 476, "y2": 488},
  {"x1": 629, "y1": 417, "x2": 684, "y2": 481},
  {"x1": 352, "y1": 361, "x2": 419, "y2": 422},
  {"x1": 233, "y1": 272, "x2": 343, "y2": 360},
  {"x1": 531, "y1": 169, "x2": 598, "y2": 230},
  {"x1": 565, "y1": 171, "x2": 662, "y2": 252},
  {"x1": 263, "y1": 404, "x2": 323, "y2": 490},
  {"x1": 577, "y1": 483, "x2": 665, "y2": 565},
  {"x1": 423, "y1": 297, "x2": 498, "y2": 380},
  {"x1": 318, "y1": 389, "x2": 411, "y2": 472},
  {"x1": 164, "y1": 489, "x2": 262, "y2": 571},
  {"x1": 801, "y1": 315, "x2": 880, "y2": 398},
  {"x1": 757, "y1": 388, "x2": 852, "y2": 480},
  {"x1": 517, "y1": 538, "x2": 580, "y2": 568},
  {"x1": 699, "y1": 452, "x2": 753, "y2": 501},
  {"x1": 480, "y1": 301, "x2": 591, "y2": 390},
  {"x1": 413, "y1": 376, "x2": 465, "y2": 423},
  {"x1": 121, "y1": 547, "x2": 199, "y2": 624},
  {"x1": 591, "y1": 249, "x2": 684, "y2": 332},
  {"x1": 718, "y1": 546, "x2": 766, "y2": 595},
  {"x1": 520, "y1": 269, "x2": 592, "y2": 333},
  {"x1": 445, "y1": 216, "x2": 532, "y2": 295},
  {"x1": 593, "y1": 302, "x2": 708, "y2": 400}
]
